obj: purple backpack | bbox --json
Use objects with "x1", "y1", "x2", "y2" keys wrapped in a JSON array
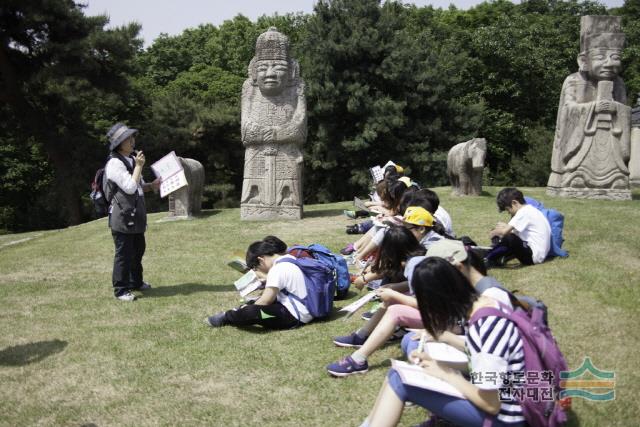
[{"x1": 470, "y1": 303, "x2": 569, "y2": 427}]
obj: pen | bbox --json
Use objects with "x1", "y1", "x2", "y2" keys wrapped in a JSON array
[{"x1": 414, "y1": 331, "x2": 427, "y2": 365}]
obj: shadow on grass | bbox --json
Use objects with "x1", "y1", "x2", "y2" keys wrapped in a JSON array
[
  {"x1": 304, "y1": 208, "x2": 345, "y2": 218},
  {"x1": 195, "y1": 209, "x2": 222, "y2": 218},
  {"x1": 0, "y1": 339, "x2": 67, "y2": 366},
  {"x1": 144, "y1": 283, "x2": 235, "y2": 298}
]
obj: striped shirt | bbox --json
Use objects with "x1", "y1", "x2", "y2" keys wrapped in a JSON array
[{"x1": 466, "y1": 310, "x2": 526, "y2": 424}]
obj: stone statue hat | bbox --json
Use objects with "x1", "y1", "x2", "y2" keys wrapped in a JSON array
[
  {"x1": 255, "y1": 27, "x2": 289, "y2": 61},
  {"x1": 107, "y1": 123, "x2": 138, "y2": 151},
  {"x1": 580, "y1": 15, "x2": 625, "y2": 52}
]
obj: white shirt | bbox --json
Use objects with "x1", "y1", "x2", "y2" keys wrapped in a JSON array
[
  {"x1": 267, "y1": 255, "x2": 312, "y2": 323},
  {"x1": 105, "y1": 155, "x2": 144, "y2": 196},
  {"x1": 434, "y1": 206, "x2": 454, "y2": 236},
  {"x1": 508, "y1": 204, "x2": 551, "y2": 264}
]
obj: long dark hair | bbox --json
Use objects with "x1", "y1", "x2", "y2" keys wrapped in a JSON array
[
  {"x1": 386, "y1": 178, "x2": 410, "y2": 215},
  {"x1": 411, "y1": 257, "x2": 478, "y2": 337},
  {"x1": 372, "y1": 225, "x2": 426, "y2": 279}
]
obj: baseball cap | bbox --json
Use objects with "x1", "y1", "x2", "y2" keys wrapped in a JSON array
[{"x1": 402, "y1": 206, "x2": 434, "y2": 227}]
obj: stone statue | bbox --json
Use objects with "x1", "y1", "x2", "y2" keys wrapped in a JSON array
[
  {"x1": 240, "y1": 27, "x2": 306, "y2": 220},
  {"x1": 547, "y1": 16, "x2": 632, "y2": 200},
  {"x1": 168, "y1": 157, "x2": 204, "y2": 219},
  {"x1": 630, "y1": 93, "x2": 640, "y2": 187},
  {"x1": 447, "y1": 138, "x2": 487, "y2": 196}
]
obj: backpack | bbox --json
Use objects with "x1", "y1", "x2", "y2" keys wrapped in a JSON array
[
  {"x1": 524, "y1": 197, "x2": 569, "y2": 259},
  {"x1": 470, "y1": 302, "x2": 569, "y2": 427},
  {"x1": 90, "y1": 167, "x2": 109, "y2": 217},
  {"x1": 287, "y1": 244, "x2": 351, "y2": 300},
  {"x1": 474, "y1": 277, "x2": 549, "y2": 326},
  {"x1": 276, "y1": 257, "x2": 335, "y2": 320},
  {"x1": 90, "y1": 153, "x2": 133, "y2": 218}
]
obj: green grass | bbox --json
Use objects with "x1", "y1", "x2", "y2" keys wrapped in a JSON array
[{"x1": 0, "y1": 187, "x2": 638, "y2": 426}]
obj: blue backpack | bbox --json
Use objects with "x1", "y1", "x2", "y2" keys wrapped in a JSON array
[
  {"x1": 524, "y1": 197, "x2": 568, "y2": 259},
  {"x1": 287, "y1": 244, "x2": 351, "y2": 300},
  {"x1": 276, "y1": 257, "x2": 335, "y2": 320}
]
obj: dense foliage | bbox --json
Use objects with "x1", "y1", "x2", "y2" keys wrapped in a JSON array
[{"x1": 1, "y1": 0, "x2": 638, "y2": 231}]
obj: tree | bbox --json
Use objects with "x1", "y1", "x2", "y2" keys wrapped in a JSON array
[
  {"x1": 300, "y1": 0, "x2": 483, "y2": 201},
  {"x1": 0, "y1": 0, "x2": 144, "y2": 229}
]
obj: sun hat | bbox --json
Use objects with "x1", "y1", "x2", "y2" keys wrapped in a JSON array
[
  {"x1": 398, "y1": 176, "x2": 413, "y2": 187},
  {"x1": 107, "y1": 123, "x2": 138, "y2": 151},
  {"x1": 402, "y1": 206, "x2": 434, "y2": 227},
  {"x1": 426, "y1": 239, "x2": 469, "y2": 264}
]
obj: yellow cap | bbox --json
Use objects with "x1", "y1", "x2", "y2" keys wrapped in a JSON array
[{"x1": 402, "y1": 206, "x2": 434, "y2": 227}]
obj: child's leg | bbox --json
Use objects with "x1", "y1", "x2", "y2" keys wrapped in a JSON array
[
  {"x1": 355, "y1": 305, "x2": 422, "y2": 360},
  {"x1": 222, "y1": 302, "x2": 298, "y2": 329},
  {"x1": 366, "y1": 376, "x2": 405, "y2": 427},
  {"x1": 353, "y1": 227, "x2": 376, "y2": 250},
  {"x1": 385, "y1": 369, "x2": 515, "y2": 427},
  {"x1": 497, "y1": 233, "x2": 534, "y2": 265}
]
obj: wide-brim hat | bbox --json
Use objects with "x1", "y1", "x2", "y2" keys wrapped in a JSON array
[
  {"x1": 107, "y1": 123, "x2": 138, "y2": 151},
  {"x1": 426, "y1": 239, "x2": 468, "y2": 264}
]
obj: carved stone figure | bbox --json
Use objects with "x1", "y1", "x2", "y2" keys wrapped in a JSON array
[
  {"x1": 630, "y1": 94, "x2": 640, "y2": 187},
  {"x1": 240, "y1": 27, "x2": 306, "y2": 220},
  {"x1": 447, "y1": 138, "x2": 487, "y2": 196},
  {"x1": 547, "y1": 16, "x2": 631, "y2": 200},
  {"x1": 168, "y1": 157, "x2": 204, "y2": 219}
]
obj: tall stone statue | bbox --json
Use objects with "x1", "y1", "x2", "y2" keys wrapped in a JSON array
[
  {"x1": 240, "y1": 27, "x2": 306, "y2": 220},
  {"x1": 630, "y1": 93, "x2": 640, "y2": 187},
  {"x1": 547, "y1": 16, "x2": 632, "y2": 200}
]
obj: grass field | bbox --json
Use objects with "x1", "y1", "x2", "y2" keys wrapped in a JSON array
[{"x1": 0, "y1": 187, "x2": 638, "y2": 427}]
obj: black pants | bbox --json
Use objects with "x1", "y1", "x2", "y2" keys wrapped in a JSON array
[
  {"x1": 224, "y1": 302, "x2": 300, "y2": 329},
  {"x1": 112, "y1": 232, "x2": 146, "y2": 296},
  {"x1": 490, "y1": 233, "x2": 534, "y2": 265}
]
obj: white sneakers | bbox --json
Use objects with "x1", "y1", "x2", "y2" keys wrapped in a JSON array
[{"x1": 116, "y1": 291, "x2": 137, "y2": 302}]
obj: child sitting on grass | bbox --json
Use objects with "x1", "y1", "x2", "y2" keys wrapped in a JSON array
[
  {"x1": 361, "y1": 257, "x2": 526, "y2": 427},
  {"x1": 204, "y1": 236, "x2": 312, "y2": 329},
  {"x1": 486, "y1": 187, "x2": 551, "y2": 267}
]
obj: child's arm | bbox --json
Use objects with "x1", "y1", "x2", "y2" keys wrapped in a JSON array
[
  {"x1": 254, "y1": 287, "x2": 278, "y2": 306},
  {"x1": 489, "y1": 221, "x2": 513, "y2": 238},
  {"x1": 375, "y1": 288, "x2": 417, "y2": 308}
]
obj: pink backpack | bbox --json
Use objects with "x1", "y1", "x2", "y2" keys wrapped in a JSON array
[{"x1": 470, "y1": 303, "x2": 570, "y2": 427}]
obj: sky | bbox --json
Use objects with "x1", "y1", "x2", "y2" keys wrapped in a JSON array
[{"x1": 82, "y1": 0, "x2": 625, "y2": 48}]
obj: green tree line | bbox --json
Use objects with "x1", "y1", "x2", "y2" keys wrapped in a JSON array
[{"x1": 1, "y1": 0, "x2": 638, "y2": 231}]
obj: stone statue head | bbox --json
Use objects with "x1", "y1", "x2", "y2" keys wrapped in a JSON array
[
  {"x1": 577, "y1": 16, "x2": 625, "y2": 82},
  {"x1": 248, "y1": 27, "x2": 299, "y2": 96}
]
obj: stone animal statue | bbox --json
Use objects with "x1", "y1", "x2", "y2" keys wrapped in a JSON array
[
  {"x1": 168, "y1": 157, "x2": 204, "y2": 218},
  {"x1": 447, "y1": 138, "x2": 487, "y2": 196}
]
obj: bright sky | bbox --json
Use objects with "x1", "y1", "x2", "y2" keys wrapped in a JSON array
[{"x1": 82, "y1": 0, "x2": 625, "y2": 48}]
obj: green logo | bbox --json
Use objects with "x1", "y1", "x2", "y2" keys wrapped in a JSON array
[{"x1": 560, "y1": 357, "x2": 615, "y2": 401}]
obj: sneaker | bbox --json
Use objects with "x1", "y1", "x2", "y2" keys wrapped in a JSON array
[
  {"x1": 333, "y1": 332, "x2": 367, "y2": 348},
  {"x1": 327, "y1": 355, "x2": 369, "y2": 377},
  {"x1": 346, "y1": 225, "x2": 360, "y2": 235},
  {"x1": 204, "y1": 312, "x2": 227, "y2": 327},
  {"x1": 116, "y1": 291, "x2": 136, "y2": 302},
  {"x1": 340, "y1": 243, "x2": 355, "y2": 256},
  {"x1": 343, "y1": 210, "x2": 357, "y2": 219}
]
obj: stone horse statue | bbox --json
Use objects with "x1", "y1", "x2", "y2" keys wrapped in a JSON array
[
  {"x1": 447, "y1": 138, "x2": 487, "y2": 196},
  {"x1": 168, "y1": 157, "x2": 205, "y2": 219}
]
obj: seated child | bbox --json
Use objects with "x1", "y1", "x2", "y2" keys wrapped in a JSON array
[
  {"x1": 327, "y1": 239, "x2": 512, "y2": 377},
  {"x1": 361, "y1": 257, "x2": 526, "y2": 427},
  {"x1": 204, "y1": 237, "x2": 312, "y2": 329},
  {"x1": 487, "y1": 187, "x2": 551, "y2": 266}
]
